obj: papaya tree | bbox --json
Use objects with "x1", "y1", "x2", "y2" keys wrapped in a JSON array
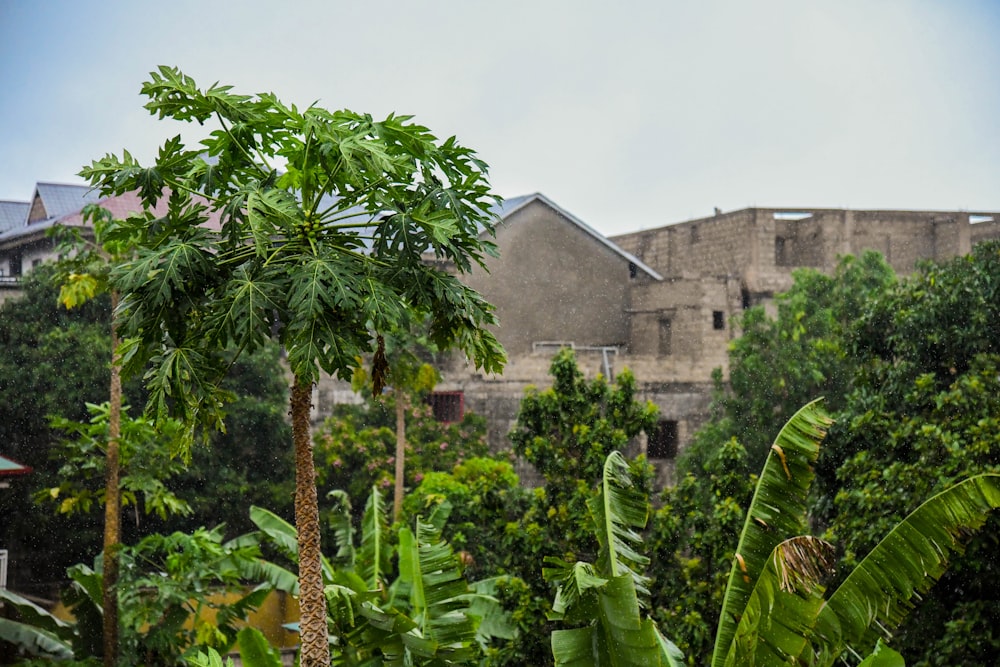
[
  {"x1": 79, "y1": 66, "x2": 505, "y2": 667},
  {"x1": 46, "y1": 204, "x2": 138, "y2": 667}
]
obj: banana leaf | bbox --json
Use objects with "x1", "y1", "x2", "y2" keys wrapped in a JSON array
[
  {"x1": 588, "y1": 451, "x2": 651, "y2": 600},
  {"x1": 806, "y1": 473, "x2": 1000, "y2": 663},
  {"x1": 395, "y1": 516, "x2": 478, "y2": 661},
  {"x1": 0, "y1": 588, "x2": 74, "y2": 659},
  {"x1": 358, "y1": 485, "x2": 392, "y2": 591},
  {"x1": 722, "y1": 536, "x2": 834, "y2": 667},
  {"x1": 711, "y1": 399, "x2": 832, "y2": 667},
  {"x1": 550, "y1": 574, "x2": 662, "y2": 667}
]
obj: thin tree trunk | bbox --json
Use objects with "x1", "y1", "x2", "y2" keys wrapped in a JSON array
[
  {"x1": 393, "y1": 391, "x2": 406, "y2": 522},
  {"x1": 103, "y1": 290, "x2": 122, "y2": 667},
  {"x1": 291, "y1": 378, "x2": 330, "y2": 667}
]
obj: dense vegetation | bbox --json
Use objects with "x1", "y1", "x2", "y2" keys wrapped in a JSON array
[{"x1": 3, "y1": 65, "x2": 999, "y2": 665}]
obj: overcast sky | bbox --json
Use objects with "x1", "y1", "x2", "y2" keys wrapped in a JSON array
[{"x1": 2, "y1": 1, "x2": 998, "y2": 236}]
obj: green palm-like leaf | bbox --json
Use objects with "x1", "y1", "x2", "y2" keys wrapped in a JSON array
[
  {"x1": 0, "y1": 588, "x2": 74, "y2": 659},
  {"x1": 0, "y1": 619, "x2": 74, "y2": 660},
  {"x1": 711, "y1": 398, "x2": 832, "y2": 667},
  {"x1": 395, "y1": 516, "x2": 478, "y2": 660},
  {"x1": 588, "y1": 450, "x2": 651, "y2": 599},
  {"x1": 247, "y1": 505, "x2": 335, "y2": 583},
  {"x1": 722, "y1": 536, "x2": 834, "y2": 667},
  {"x1": 327, "y1": 489, "x2": 356, "y2": 570},
  {"x1": 550, "y1": 574, "x2": 662, "y2": 667},
  {"x1": 806, "y1": 473, "x2": 1000, "y2": 663},
  {"x1": 358, "y1": 485, "x2": 392, "y2": 591}
]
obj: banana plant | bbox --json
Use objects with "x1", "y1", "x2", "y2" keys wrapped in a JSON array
[
  {"x1": 242, "y1": 486, "x2": 504, "y2": 665},
  {"x1": 543, "y1": 451, "x2": 685, "y2": 667},
  {"x1": 708, "y1": 399, "x2": 1000, "y2": 665}
]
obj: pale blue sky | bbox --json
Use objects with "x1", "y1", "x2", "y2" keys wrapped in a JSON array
[{"x1": 1, "y1": 0, "x2": 998, "y2": 235}]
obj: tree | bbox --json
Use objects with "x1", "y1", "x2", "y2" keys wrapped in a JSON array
[
  {"x1": 0, "y1": 268, "x2": 115, "y2": 591},
  {"x1": 681, "y1": 252, "x2": 896, "y2": 475},
  {"x1": 500, "y1": 348, "x2": 658, "y2": 664},
  {"x1": 80, "y1": 66, "x2": 505, "y2": 667},
  {"x1": 349, "y1": 325, "x2": 442, "y2": 522},
  {"x1": 49, "y1": 207, "x2": 150, "y2": 666},
  {"x1": 314, "y1": 397, "x2": 490, "y2": 533},
  {"x1": 815, "y1": 241, "x2": 1000, "y2": 664}
]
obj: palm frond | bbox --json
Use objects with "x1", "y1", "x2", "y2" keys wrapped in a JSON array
[
  {"x1": 711, "y1": 398, "x2": 832, "y2": 667},
  {"x1": 809, "y1": 473, "x2": 1000, "y2": 662},
  {"x1": 722, "y1": 536, "x2": 834, "y2": 667},
  {"x1": 358, "y1": 485, "x2": 392, "y2": 591},
  {"x1": 587, "y1": 451, "x2": 651, "y2": 599}
]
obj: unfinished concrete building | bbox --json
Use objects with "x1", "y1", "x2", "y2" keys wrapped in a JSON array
[{"x1": 4, "y1": 183, "x2": 1000, "y2": 483}]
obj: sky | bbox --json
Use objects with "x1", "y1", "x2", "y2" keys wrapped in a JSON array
[{"x1": 1, "y1": 0, "x2": 998, "y2": 236}]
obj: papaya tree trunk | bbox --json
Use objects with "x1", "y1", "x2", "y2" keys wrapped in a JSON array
[
  {"x1": 102, "y1": 290, "x2": 121, "y2": 667},
  {"x1": 393, "y1": 391, "x2": 406, "y2": 522},
  {"x1": 290, "y1": 378, "x2": 330, "y2": 667}
]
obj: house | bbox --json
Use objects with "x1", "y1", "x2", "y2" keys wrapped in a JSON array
[{"x1": 4, "y1": 181, "x2": 1000, "y2": 484}]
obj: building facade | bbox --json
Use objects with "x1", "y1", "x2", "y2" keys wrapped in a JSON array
[{"x1": 4, "y1": 183, "x2": 999, "y2": 483}]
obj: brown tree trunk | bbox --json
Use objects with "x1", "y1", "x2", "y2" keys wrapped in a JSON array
[
  {"x1": 393, "y1": 391, "x2": 406, "y2": 522},
  {"x1": 291, "y1": 378, "x2": 330, "y2": 667},
  {"x1": 102, "y1": 290, "x2": 122, "y2": 667}
]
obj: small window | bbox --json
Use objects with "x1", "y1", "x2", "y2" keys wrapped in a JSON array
[
  {"x1": 628, "y1": 262, "x2": 637, "y2": 279},
  {"x1": 658, "y1": 318, "x2": 672, "y2": 356},
  {"x1": 712, "y1": 310, "x2": 725, "y2": 330},
  {"x1": 31, "y1": 259, "x2": 42, "y2": 269},
  {"x1": 427, "y1": 391, "x2": 464, "y2": 423},
  {"x1": 775, "y1": 237, "x2": 789, "y2": 266},
  {"x1": 741, "y1": 287, "x2": 752, "y2": 310},
  {"x1": 648, "y1": 420, "x2": 678, "y2": 459},
  {"x1": 690, "y1": 225, "x2": 700, "y2": 243}
]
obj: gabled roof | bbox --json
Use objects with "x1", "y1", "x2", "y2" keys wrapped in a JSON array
[
  {"x1": 28, "y1": 182, "x2": 102, "y2": 224},
  {"x1": 0, "y1": 201, "x2": 29, "y2": 233},
  {"x1": 0, "y1": 454, "x2": 31, "y2": 476},
  {"x1": 495, "y1": 193, "x2": 663, "y2": 280}
]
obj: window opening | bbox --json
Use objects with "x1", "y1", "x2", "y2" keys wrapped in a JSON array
[
  {"x1": 648, "y1": 420, "x2": 678, "y2": 459},
  {"x1": 658, "y1": 318, "x2": 672, "y2": 356},
  {"x1": 427, "y1": 391, "x2": 464, "y2": 423},
  {"x1": 712, "y1": 310, "x2": 725, "y2": 330}
]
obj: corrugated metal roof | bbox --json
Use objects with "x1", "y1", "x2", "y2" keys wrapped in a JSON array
[
  {"x1": 30, "y1": 182, "x2": 101, "y2": 223},
  {"x1": 0, "y1": 201, "x2": 29, "y2": 233}
]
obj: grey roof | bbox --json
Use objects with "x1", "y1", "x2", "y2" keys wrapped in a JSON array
[
  {"x1": 0, "y1": 201, "x2": 29, "y2": 233},
  {"x1": 30, "y1": 182, "x2": 102, "y2": 223},
  {"x1": 495, "y1": 193, "x2": 663, "y2": 281}
]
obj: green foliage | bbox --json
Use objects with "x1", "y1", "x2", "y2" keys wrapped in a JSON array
[
  {"x1": 79, "y1": 65, "x2": 505, "y2": 440},
  {"x1": 1, "y1": 526, "x2": 267, "y2": 666},
  {"x1": 816, "y1": 241, "x2": 1000, "y2": 664},
  {"x1": 495, "y1": 349, "x2": 659, "y2": 665},
  {"x1": 243, "y1": 489, "x2": 504, "y2": 666},
  {"x1": 647, "y1": 438, "x2": 754, "y2": 662},
  {"x1": 37, "y1": 402, "x2": 189, "y2": 520},
  {"x1": 115, "y1": 527, "x2": 269, "y2": 665},
  {"x1": 510, "y1": 348, "x2": 658, "y2": 559},
  {"x1": 682, "y1": 251, "x2": 896, "y2": 475},
  {"x1": 710, "y1": 400, "x2": 832, "y2": 666},
  {"x1": 314, "y1": 396, "x2": 490, "y2": 524},
  {"x1": 185, "y1": 628, "x2": 283, "y2": 667},
  {"x1": 542, "y1": 452, "x2": 682, "y2": 667},
  {"x1": 404, "y1": 456, "x2": 530, "y2": 580}
]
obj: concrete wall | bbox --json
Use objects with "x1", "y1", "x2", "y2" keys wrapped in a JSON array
[{"x1": 462, "y1": 199, "x2": 633, "y2": 355}]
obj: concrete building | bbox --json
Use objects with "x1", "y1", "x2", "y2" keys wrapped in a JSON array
[
  {"x1": 423, "y1": 201, "x2": 1000, "y2": 485},
  {"x1": 4, "y1": 182, "x2": 1000, "y2": 482}
]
